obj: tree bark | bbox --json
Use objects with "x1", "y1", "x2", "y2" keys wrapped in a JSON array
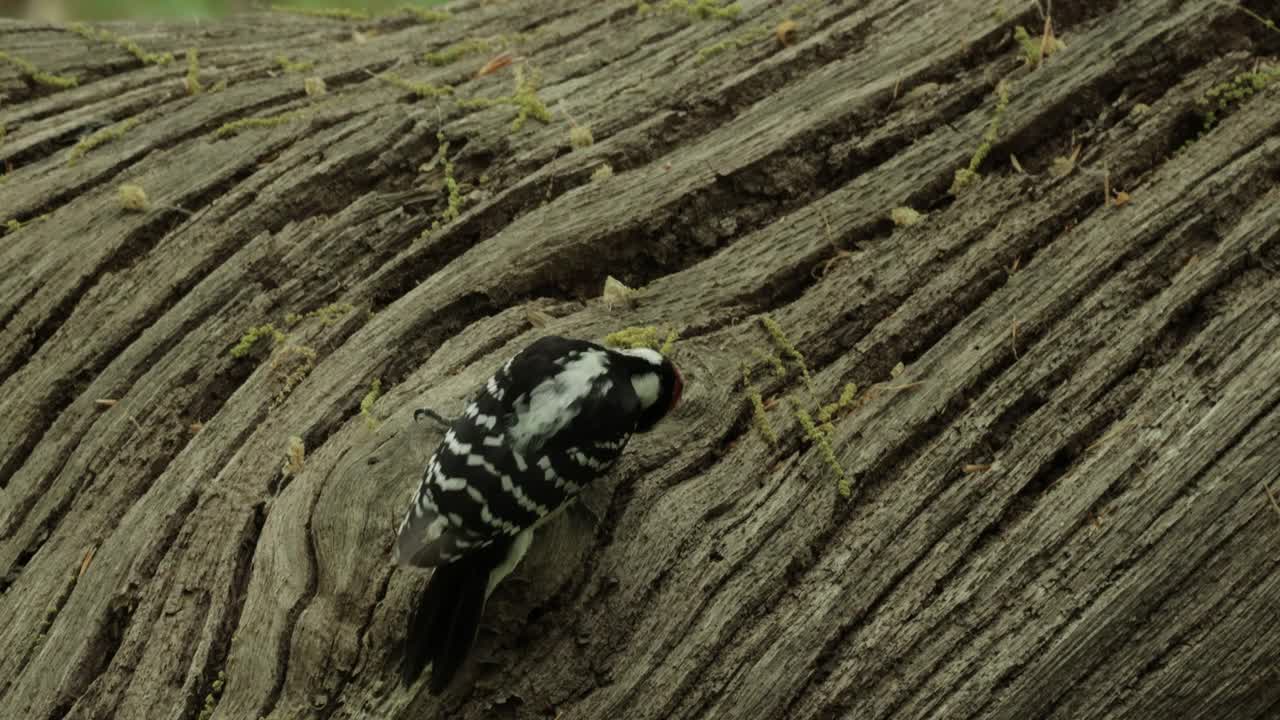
[{"x1": 2, "y1": 1, "x2": 1279, "y2": 718}]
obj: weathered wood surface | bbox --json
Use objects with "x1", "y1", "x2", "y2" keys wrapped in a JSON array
[{"x1": 2, "y1": 1, "x2": 1279, "y2": 718}]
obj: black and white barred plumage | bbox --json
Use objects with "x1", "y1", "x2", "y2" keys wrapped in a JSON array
[{"x1": 394, "y1": 335, "x2": 683, "y2": 692}]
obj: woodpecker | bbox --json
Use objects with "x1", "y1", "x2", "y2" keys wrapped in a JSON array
[{"x1": 394, "y1": 335, "x2": 683, "y2": 692}]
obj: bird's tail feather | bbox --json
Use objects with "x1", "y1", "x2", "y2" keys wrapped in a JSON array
[{"x1": 400, "y1": 538, "x2": 512, "y2": 693}]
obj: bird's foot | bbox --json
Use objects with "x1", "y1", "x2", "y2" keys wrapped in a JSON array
[{"x1": 413, "y1": 407, "x2": 453, "y2": 429}]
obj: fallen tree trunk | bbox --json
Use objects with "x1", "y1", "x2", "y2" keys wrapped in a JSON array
[{"x1": 2, "y1": 1, "x2": 1279, "y2": 718}]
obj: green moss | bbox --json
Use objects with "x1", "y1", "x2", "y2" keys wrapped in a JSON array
[
  {"x1": 67, "y1": 117, "x2": 141, "y2": 165},
  {"x1": 215, "y1": 111, "x2": 301, "y2": 139},
  {"x1": 818, "y1": 382, "x2": 858, "y2": 425},
  {"x1": 286, "y1": 302, "x2": 356, "y2": 327},
  {"x1": 377, "y1": 72, "x2": 454, "y2": 98},
  {"x1": 230, "y1": 324, "x2": 285, "y2": 358},
  {"x1": 457, "y1": 64, "x2": 550, "y2": 131},
  {"x1": 421, "y1": 131, "x2": 464, "y2": 226},
  {"x1": 696, "y1": 25, "x2": 769, "y2": 62},
  {"x1": 1197, "y1": 65, "x2": 1280, "y2": 136},
  {"x1": 660, "y1": 329, "x2": 678, "y2": 355},
  {"x1": 276, "y1": 55, "x2": 314, "y2": 73},
  {"x1": 794, "y1": 404, "x2": 851, "y2": 497},
  {"x1": 195, "y1": 671, "x2": 226, "y2": 720},
  {"x1": 569, "y1": 125, "x2": 594, "y2": 148},
  {"x1": 5, "y1": 215, "x2": 50, "y2": 234},
  {"x1": 399, "y1": 5, "x2": 449, "y2": 23},
  {"x1": 360, "y1": 378, "x2": 382, "y2": 429},
  {"x1": 271, "y1": 5, "x2": 368, "y2": 20},
  {"x1": 185, "y1": 48, "x2": 204, "y2": 95},
  {"x1": 313, "y1": 302, "x2": 355, "y2": 325},
  {"x1": 603, "y1": 326, "x2": 677, "y2": 352},
  {"x1": 271, "y1": 345, "x2": 317, "y2": 405},
  {"x1": 1013, "y1": 25, "x2": 1065, "y2": 68},
  {"x1": 750, "y1": 348, "x2": 787, "y2": 378},
  {"x1": 442, "y1": 167, "x2": 462, "y2": 221},
  {"x1": 69, "y1": 23, "x2": 174, "y2": 66},
  {"x1": 591, "y1": 163, "x2": 614, "y2": 182},
  {"x1": 604, "y1": 326, "x2": 659, "y2": 349},
  {"x1": 0, "y1": 50, "x2": 78, "y2": 89},
  {"x1": 890, "y1": 206, "x2": 923, "y2": 227},
  {"x1": 640, "y1": 0, "x2": 742, "y2": 20},
  {"x1": 950, "y1": 79, "x2": 1010, "y2": 195},
  {"x1": 425, "y1": 39, "x2": 493, "y2": 66},
  {"x1": 742, "y1": 365, "x2": 778, "y2": 445},
  {"x1": 760, "y1": 314, "x2": 815, "y2": 395}
]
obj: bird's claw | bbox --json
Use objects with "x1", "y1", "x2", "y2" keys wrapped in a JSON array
[{"x1": 413, "y1": 407, "x2": 453, "y2": 428}]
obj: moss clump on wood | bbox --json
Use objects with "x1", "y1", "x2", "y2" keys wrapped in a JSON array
[
  {"x1": 420, "y1": 131, "x2": 464, "y2": 228},
  {"x1": 270, "y1": 345, "x2": 317, "y2": 405},
  {"x1": 360, "y1": 378, "x2": 382, "y2": 430},
  {"x1": 753, "y1": 315, "x2": 858, "y2": 496},
  {"x1": 696, "y1": 25, "x2": 769, "y2": 62},
  {"x1": 425, "y1": 39, "x2": 493, "y2": 66},
  {"x1": 890, "y1": 206, "x2": 923, "y2": 226},
  {"x1": 760, "y1": 314, "x2": 815, "y2": 395},
  {"x1": 230, "y1": 324, "x2": 285, "y2": 358},
  {"x1": 742, "y1": 364, "x2": 778, "y2": 445},
  {"x1": 604, "y1": 326, "x2": 678, "y2": 354},
  {"x1": 118, "y1": 184, "x2": 149, "y2": 212},
  {"x1": 285, "y1": 302, "x2": 355, "y2": 326},
  {"x1": 195, "y1": 671, "x2": 226, "y2": 720},
  {"x1": 1197, "y1": 65, "x2": 1280, "y2": 136},
  {"x1": 0, "y1": 50, "x2": 78, "y2": 89},
  {"x1": 215, "y1": 111, "x2": 301, "y2": 139},
  {"x1": 185, "y1": 48, "x2": 204, "y2": 95},
  {"x1": 67, "y1": 117, "x2": 141, "y2": 165},
  {"x1": 569, "y1": 125, "x2": 594, "y2": 148},
  {"x1": 377, "y1": 72, "x2": 454, "y2": 98},
  {"x1": 750, "y1": 348, "x2": 787, "y2": 378},
  {"x1": 794, "y1": 404, "x2": 851, "y2": 497},
  {"x1": 950, "y1": 79, "x2": 1010, "y2": 194},
  {"x1": 1013, "y1": 25, "x2": 1065, "y2": 68},
  {"x1": 276, "y1": 55, "x2": 314, "y2": 73},
  {"x1": 69, "y1": 23, "x2": 174, "y2": 66},
  {"x1": 457, "y1": 64, "x2": 551, "y2": 131}
]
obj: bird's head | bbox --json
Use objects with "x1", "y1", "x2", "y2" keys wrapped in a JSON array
[{"x1": 614, "y1": 347, "x2": 683, "y2": 433}]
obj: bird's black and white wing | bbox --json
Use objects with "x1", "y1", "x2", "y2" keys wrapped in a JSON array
[{"x1": 394, "y1": 336, "x2": 638, "y2": 569}]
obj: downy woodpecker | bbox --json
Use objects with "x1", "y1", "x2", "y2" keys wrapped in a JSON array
[{"x1": 394, "y1": 335, "x2": 683, "y2": 692}]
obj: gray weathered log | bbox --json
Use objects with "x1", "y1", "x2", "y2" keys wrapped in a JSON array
[{"x1": 2, "y1": 1, "x2": 1279, "y2": 718}]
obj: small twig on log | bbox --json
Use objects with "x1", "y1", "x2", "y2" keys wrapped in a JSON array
[{"x1": 1263, "y1": 482, "x2": 1280, "y2": 518}]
